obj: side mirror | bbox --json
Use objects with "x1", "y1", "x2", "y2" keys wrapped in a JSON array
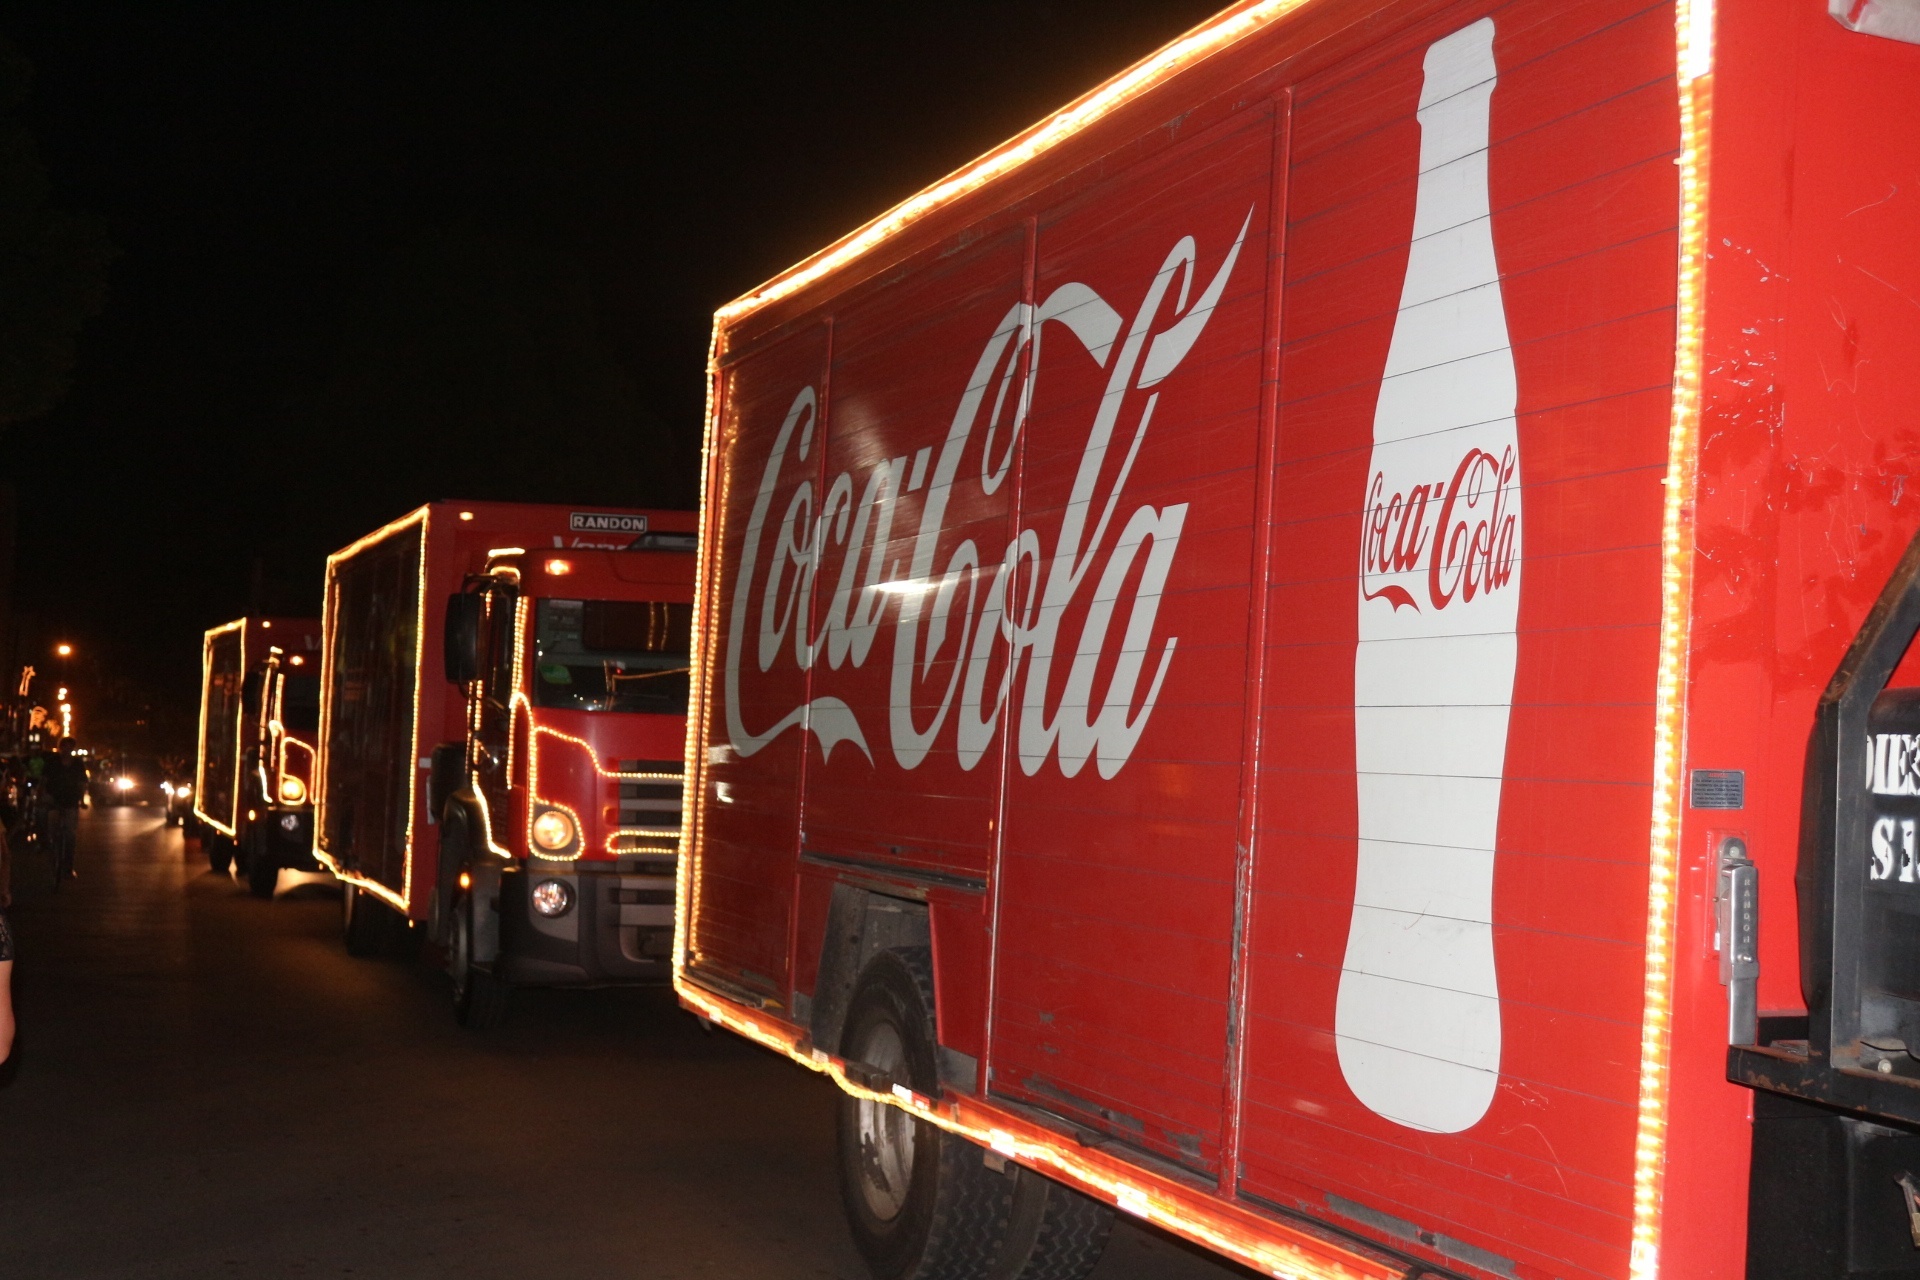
[
  {"x1": 444, "y1": 592, "x2": 484, "y2": 686},
  {"x1": 240, "y1": 669, "x2": 265, "y2": 716}
]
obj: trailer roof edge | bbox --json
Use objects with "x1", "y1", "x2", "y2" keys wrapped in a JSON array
[{"x1": 712, "y1": 0, "x2": 1325, "y2": 327}]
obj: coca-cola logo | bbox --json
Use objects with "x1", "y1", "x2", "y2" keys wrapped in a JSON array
[
  {"x1": 721, "y1": 210, "x2": 1252, "y2": 779},
  {"x1": 1360, "y1": 445, "x2": 1518, "y2": 613}
]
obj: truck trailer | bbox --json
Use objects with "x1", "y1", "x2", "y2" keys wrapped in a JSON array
[
  {"x1": 315, "y1": 500, "x2": 696, "y2": 1025},
  {"x1": 193, "y1": 616, "x2": 323, "y2": 896},
  {"x1": 677, "y1": 0, "x2": 1920, "y2": 1277}
]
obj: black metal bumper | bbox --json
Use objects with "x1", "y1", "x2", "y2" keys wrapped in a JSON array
[
  {"x1": 497, "y1": 860, "x2": 676, "y2": 987},
  {"x1": 262, "y1": 808, "x2": 319, "y2": 871}
]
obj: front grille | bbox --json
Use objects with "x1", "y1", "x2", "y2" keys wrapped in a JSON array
[{"x1": 614, "y1": 758, "x2": 682, "y2": 853}]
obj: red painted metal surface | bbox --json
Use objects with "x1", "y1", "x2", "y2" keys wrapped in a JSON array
[
  {"x1": 680, "y1": 0, "x2": 1920, "y2": 1276},
  {"x1": 316, "y1": 500, "x2": 696, "y2": 916}
]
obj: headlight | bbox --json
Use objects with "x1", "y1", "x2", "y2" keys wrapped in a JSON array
[
  {"x1": 531, "y1": 809, "x2": 576, "y2": 852},
  {"x1": 114, "y1": 776, "x2": 134, "y2": 791},
  {"x1": 530, "y1": 878, "x2": 573, "y2": 917},
  {"x1": 161, "y1": 782, "x2": 174, "y2": 796},
  {"x1": 278, "y1": 776, "x2": 307, "y2": 805},
  {"x1": 177, "y1": 784, "x2": 192, "y2": 798}
]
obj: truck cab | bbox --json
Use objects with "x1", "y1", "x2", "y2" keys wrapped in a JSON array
[
  {"x1": 315, "y1": 500, "x2": 697, "y2": 1026},
  {"x1": 194, "y1": 616, "x2": 323, "y2": 897},
  {"x1": 434, "y1": 538, "x2": 694, "y2": 1023}
]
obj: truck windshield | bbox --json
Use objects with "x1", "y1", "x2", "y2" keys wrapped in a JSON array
[{"x1": 532, "y1": 598, "x2": 691, "y2": 715}]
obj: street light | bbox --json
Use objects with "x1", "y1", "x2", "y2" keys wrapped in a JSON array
[{"x1": 54, "y1": 643, "x2": 72, "y2": 657}]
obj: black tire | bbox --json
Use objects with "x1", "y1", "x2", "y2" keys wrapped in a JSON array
[
  {"x1": 448, "y1": 890, "x2": 507, "y2": 1030},
  {"x1": 432, "y1": 803, "x2": 473, "y2": 948},
  {"x1": 341, "y1": 880, "x2": 389, "y2": 957},
  {"x1": 991, "y1": 1170, "x2": 1113, "y2": 1280},
  {"x1": 246, "y1": 835, "x2": 278, "y2": 899},
  {"x1": 207, "y1": 833, "x2": 232, "y2": 874},
  {"x1": 837, "y1": 947, "x2": 1014, "y2": 1280}
]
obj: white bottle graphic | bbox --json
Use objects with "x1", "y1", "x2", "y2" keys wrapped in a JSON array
[{"x1": 1336, "y1": 17, "x2": 1520, "y2": 1135}]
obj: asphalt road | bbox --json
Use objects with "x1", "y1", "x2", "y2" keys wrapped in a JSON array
[{"x1": 0, "y1": 808, "x2": 1257, "y2": 1280}]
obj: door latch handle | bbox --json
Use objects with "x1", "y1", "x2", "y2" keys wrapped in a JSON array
[{"x1": 1716, "y1": 835, "x2": 1759, "y2": 1046}]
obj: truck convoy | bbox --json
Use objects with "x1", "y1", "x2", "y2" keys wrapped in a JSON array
[
  {"x1": 193, "y1": 616, "x2": 323, "y2": 897},
  {"x1": 677, "y1": 0, "x2": 1920, "y2": 1277},
  {"x1": 315, "y1": 501, "x2": 696, "y2": 1025}
]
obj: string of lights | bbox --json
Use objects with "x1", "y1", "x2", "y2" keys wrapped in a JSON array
[{"x1": 1628, "y1": 2, "x2": 1715, "y2": 1275}]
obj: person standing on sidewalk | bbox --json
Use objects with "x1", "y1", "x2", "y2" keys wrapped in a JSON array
[{"x1": 43, "y1": 742, "x2": 86, "y2": 886}]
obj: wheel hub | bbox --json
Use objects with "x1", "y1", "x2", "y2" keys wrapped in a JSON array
[{"x1": 852, "y1": 1021, "x2": 915, "y2": 1222}]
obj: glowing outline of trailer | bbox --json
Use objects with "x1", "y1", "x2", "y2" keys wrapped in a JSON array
[
  {"x1": 193, "y1": 618, "x2": 249, "y2": 838},
  {"x1": 313, "y1": 504, "x2": 432, "y2": 913},
  {"x1": 673, "y1": 0, "x2": 1729, "y2": 1272}
]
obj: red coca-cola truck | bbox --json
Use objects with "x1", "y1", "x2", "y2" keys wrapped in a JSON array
[
  {"x1": 194, "y1": 615, "x2": 324, "y2": 896},
  {"x1": 678, "y1": 0, "x2": 1920, "y2": 1277},
  {"x1": 316, "y1": 500, "x2": 696, "y2": 1025}
]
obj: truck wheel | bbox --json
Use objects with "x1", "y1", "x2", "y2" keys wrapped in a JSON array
[
  {"x1": 207, "y1": 833, "x2": 232, "y2": 875},
  {"x1": 993, "y1": 1168, "x2": 1113, "y2": 1280},
  {"x1": 341, "y1": 881, "x2": 388, "y2": 957},
  {"x1": 837, "y1": 947, "x2": 1013, "y2": 1280},
  {"x1": 246, "y1": 840, "x2": 278, "y2": 899},
  {"x1": 448, "y1": 890, "x2": 507, "y2": 1030}
]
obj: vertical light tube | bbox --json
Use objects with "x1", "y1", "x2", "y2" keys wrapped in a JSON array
[
  {"x1": 1629, "y1": 1, "x2": 1714, "y2": 1272},
  {"x1": 1338, "y1": 16, "x2": 1519, "y2": 1135}
]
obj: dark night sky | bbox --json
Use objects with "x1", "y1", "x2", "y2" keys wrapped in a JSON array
[{"x1": 0, "y1": 1, "x2": 1222, "y2": 751}]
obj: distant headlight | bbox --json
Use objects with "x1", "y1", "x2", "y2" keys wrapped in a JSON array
[
  {"x1": 177, "y1": 784, "x2": 192, "y2": 798},
  {"x1": 161, "y1": 782, "x2": 174, "y2": 796},
  {"x1": 114, "y1": 776, "x2": 134, "y2": 791},
  {"x1": 278, "y1": 776, "x2": 307, "y2": 805},
  {"x1": 530, "y1": 878, "x2": 573, "y2": 917},
  {"x1": 531, "y1": 809, "x2": 576, "y2": 853}
]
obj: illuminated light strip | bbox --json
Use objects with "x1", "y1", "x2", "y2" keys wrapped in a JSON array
[
  {"x1": 327, "y1": 504, "x2": 431, "y2": 565},
  {"x1": 229, "y1": 623, "x2": 249, "y2": 838},
  {"x1": 271, "y1": 723, "x2": 317, "y2": 806},
  {"x1": 714, "y1": 0, "x2": 1316, "y2": 325},
  {"x1": 402, "y1": 508, "x2": 432, "y2": 908},
  {"x1": 469, "y1": 777, "x2": 517, "y2": 860},
  {"x1": 514, "y1": 603, "x2": 647, "y2": 862},
  {"x1": 509, "y1": 596, "x2": 528, "y2": 782},
  {"x1": 1629, "y1": 8, "x2": 1715, "y2": 1279},
  {"x1": 193, "y1": 619, "x2": 247, "y2": 837},
  {"x1": 315, "y1": 505, "x2": 431, "y2": 902},
  {"x1": 279, "y1": 734, "x2": 316, "y2": 788},
  {"x1": 520, "y1": 726, "x2": 685, "y2": 860},
  {"x1": 532, "y1": 724, "x2": 686, "y2": 780},
  {"x1": 674, "y1": 979, "x2": 1391, "y2": 1280},
  {"x1": 608, "y1": 835, "x2": 678, "y2": 855},
  {"x1": 679, "y1": 324, "x2": 730, "y2": 979},
  {"x1": 311, "y1": 847, "x2": 410, "y2": 912},
  {"x1": 259, "y1": 669, "x2": 284, "y2": 801}
]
